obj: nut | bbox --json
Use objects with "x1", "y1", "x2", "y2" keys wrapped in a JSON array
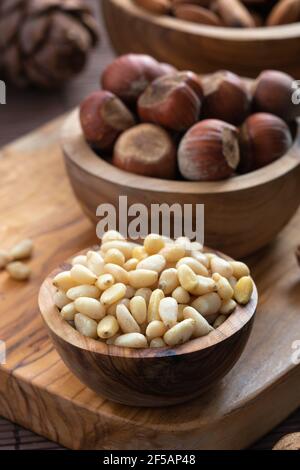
[
  {"x1": 101, "y1": 54, "x2": 174, "y2": 103},
  {"x1": 252, "y1": 70, "x2": 300, "y2": 121},
  {"x1": 113, "y1": 123, "x2": 177, "y2": 179},
  {"x1": 138, "y1": 74, "x2": 201, "y2": 131},
  {"x1": 238, "y1": 113, "x2": 293, "y2": 173},
  {"x1": 202, "y1": 71, "x2": 251, "y2": 125},
  {"x1": 213, "y1": 0, "x2": 256, "y2": 27},
  {"x1": 10, "y1": 239, "x2": 33, "y2": 260},
  {"x1": 134, "y1": 0, "x2": 172, "y2": 14},
  {"x1": 0, "y1": 249, "x2": 11, "y2": 269},
  {"x1": 178, "y1": 119, "x2": 240, "y2": 181},
  {"x1": 273, "y1": 432, "x2": 300, "y2": 450},
  {"x1": 79, "y1": 90, "x2": 135, "y2": 150},
  {"x1": 171, "y1": 71, "x2": 204, "y2": 99},
  {"x1": 6, "y1": 261, "x2": 31, "y2": 281},
  {"x1": 267, "y1": 0, "x2": 300, "y2": 26},
  {"x1": 173, "y1": 4, "x2": 222, "y2": 25}
]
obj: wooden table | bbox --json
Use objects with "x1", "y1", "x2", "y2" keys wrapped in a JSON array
[{"x1": 0, "y1": 0, "x2": 299, "y2": 451}]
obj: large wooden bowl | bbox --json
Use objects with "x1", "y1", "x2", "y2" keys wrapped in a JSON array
[
  {"x1": 61, "y1": 110, "x2": 300, "y2": 259},
  {"x1": 38, "y1": 249, "x2": 258, "y2": 407},
  {"x1": 102, "y1": 0, "x2": 300, "y2": 78}
]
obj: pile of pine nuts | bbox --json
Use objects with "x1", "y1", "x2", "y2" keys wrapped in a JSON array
[
  {"x1": 52, "y1": 231, "x2": 254, "y2": 349},
  {"x1": 0, "y1": 239, "x2": 33, "y2": 281}
]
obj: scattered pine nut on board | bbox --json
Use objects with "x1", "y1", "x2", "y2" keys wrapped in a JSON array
[{"x1": 1, "y1": 117, "x2": 300, "y2": 448}]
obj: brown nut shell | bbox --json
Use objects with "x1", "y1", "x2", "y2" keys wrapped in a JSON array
[
  {"x1": 134, "y1": 0, "x2": 172, "y2": 14},
  {"x1": 213, "y1": 0, "x2": 256, "y2": 27},
  {"x1": 178, "y1": 119, "x2": 240, "y2": 181},
  {"x1": 173, "y1": 4, "x2": 222, "y2": 25},
  {"x1": 238, "y1": 112, "x2": 293, "y2": 173},
  {"x1": 79, "y1": 90, "x2": 135, "y2": 150},
  {"x1": 113, "y1": 123, "x2": 177, "y2": 179},
  {"x1": 267, "y1": 0, "x2": 300, "y2": 26}
]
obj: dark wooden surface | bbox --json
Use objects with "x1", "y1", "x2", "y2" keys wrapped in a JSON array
[{"x1": 0, "y1": 0, "x2": 299, "y2": 451}]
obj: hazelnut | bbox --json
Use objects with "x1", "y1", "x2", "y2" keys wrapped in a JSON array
[
  {"x1": 138, "y1": 74, "x2": 201, "y2": 131},
  {"x1": 172, "y1": 71, "x2": 204, "y2": 99},
  {"x1": 213, "y1": 0, "x2": 256, "y2": 27},
  {"x1": 252, "y1": 70, "x2": 300, "y2": 121},
  {"x1": 178, "y1": 119, "x2": 240, "y2": 181},
  {"x1": 113, "y1": 123, "x2": 177, "y2": 179},
  {"x1": 79, "y1": 91, "x2": 135, "y2": 150},
  {"x1": 202, "y1": 70, "x2": 251, "y2": 125},
  {"x1": 173, "y1": 3, "x2": 222, "y2": 25},
  {"x1": 101, "y1": 54, "x2": 174, "y2": 103},
  {"x1": 238, "y1": 112, "x2": 293, "y2": 173}
]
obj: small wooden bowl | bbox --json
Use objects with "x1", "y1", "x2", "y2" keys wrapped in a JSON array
[
  {"x1": 61, "y1": 110, "x2": 300, "y2": 259},
  {"x1": 38, "y1": 249, "x2": 258, "y2": 407},
  {"x1": 102, "y1": 0, "x2": 300, "y2": 78}
]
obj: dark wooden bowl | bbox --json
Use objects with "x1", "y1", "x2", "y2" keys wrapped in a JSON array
[
  {"x1": 61, "y1": 110, "x2": 300, "y2": 259},
  {"x1": 102, "y1": 0, "x2": 300, "y2": 78},
  {"x1": 38, "y1": 249, "x2": 258, "y2": 407}
]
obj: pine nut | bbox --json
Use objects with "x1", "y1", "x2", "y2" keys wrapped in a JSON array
[
  {"x1": 135, "y1": 287, "x2": 152, "y2": 304},
  {"x1": 114, "y1": 333, "x2": 148, "y2": 348},
  {"x1": 191, "y1": 292, "x2": 222, "y2": 319},
  {"x1": 125, "y1": 285, "x2": 136, "y2": 298},
  {"x1": 177, "y1": 264, "x2": 198, "y2": 292},
  {"x1": 7, "y1": 261, "x2": 31, "y2": 281},
  {"x1": 104, "y1": 263, "x2": 129, "y2": 284},
  {"x1": 144, "y1": 234, "x2": 165, "y2": 254},
  {"x1": 54, "y1": 290, "x2": 70, "y2": 309},
  {"x1": 137, "y1": 254, "x2": 166, "y2": 273},
  {"x1": 228, "y1": 276, "x2": 237, "y2": 289},
  {"x1": 130, "y1": 296, "x2": 147, "y2": 324},
  {"x1": 101, "y1": 230, "x2": 125, "y2": 243},
  {"x1": 86, "y1": 251, "x2": 105, "y2": 276},
  {"x1": 164, "y1": 319, "x2": 195, "y2": 346},
  {"x1": 159, "y1": 297, "x2": 178, "y2": 328},
  {"x1": 72, "y1": 255, "x2": 88, "y2": 267},
  {"x1": 67, "y1": 285, "x2": 100, "y2": 300},
  {"x1": 116, "y1": 304, "x2": 141, "y2": 333},
  {"x1": 150, "y1": 337, "x2": 166, "y2": 348},
  {"x1": 74, "y1": 297, "x2": 106, "y2": 320},
  {"x1": 158, "y1": 268, "x2": 179, "y2": 294},
  {"x1": 97, "y1": 315, "x2": 119, "y2": 338},
  {"x1": 212, "y1": 273, "x2": 234, "y2": 300},
  {"x1": 220, "y1": 298, "x2": 237, "y2": 315},
  {"x1": 101, "y1": 240, "x2": 134, "y2": 259},
  {"x1": 100, "y1": 283, "x2": 127, "y2": 306},
  {"x1": 123, "y1": 258, "x2": 139, "y2": 271},
  {"x1": 132, "y1": 246, "x2": 148, "y2": 260},
  {"x1": 74, "y1": 313, "x2": 98, "y2": 339},
  {"x1": 96, "y1": 273, "x2": 115, "y2": 290},
  {"x1": 234, "y1": 276, "x2": 254, "y2": 304},
  {"x1": 107, "y1": 298, "x2": 130, "y2": 315},
  {"x1": 183, "y1": 306, "x2": 213, "y2": 337},
  {"x1": 230, "y1": 261, "x2": 250, "y2": 279},
  {"x1": 70, "y1": 265, "x2": 97, "y2": 285},
  {"x1": 146, "y1": 320, "x2": 167, "y2": 340},
  {"x1": 176, "y1": 257, "x2": 209, "y2": 277},
  {"x1": 177, "y1": 304, "x2": 188, "y2": 321},
  {"x1": 175, "y1": 236, "x2": 193, "y2": 254},
  {"x1": 0, "y1": 249, "x2": 11, "y2": 269},
  {"x1": 104, "y1": 248, "x2": 125, "y2": 266},
  {"x1": 148, "y1": 289, "x2": 164, "y2": 322},
  {"x1": 172, "y1": 286, "x2": 190, "y2": 304},
  {"x1": 191, "y1": 251, "x2": 210, "y2": 268},
  {"x1": 160, "y1": 244, "x2": 185, "y2": 262},
  {"x1": 60, "y1": 302, "x2": 76, "y2": 321},
  {"x1": 10, "y1": 239, "x2": 33, "y2": 260},
  {"x1": 211, "y1": 257, "x2": 233, "y2": 279},
  {"x1": 213, "y1": 315, "x2": 227, "y2": 328},
  {"x1": 190, "y1": 276, "x2": 216, "y2": 296},
  {"x1": 53, "y1": 271, "x2": 78, "y2": 291},
  {"x1": 128, "y1": 269, "x2": 158, "y2": 288}
]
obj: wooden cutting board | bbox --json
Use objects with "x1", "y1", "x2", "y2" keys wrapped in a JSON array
[{"x1": 0, "y1": 116, "x2": 300, "y2": 450}]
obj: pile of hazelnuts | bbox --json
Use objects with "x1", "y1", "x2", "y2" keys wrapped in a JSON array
[{"x1": 79, "y1": 54, "x2": 299, "y2": 182}]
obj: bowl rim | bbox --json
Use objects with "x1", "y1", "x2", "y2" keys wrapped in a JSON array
[
  {"x1": 107, "y1": 0, "x2": 300, "y2": 41},
  {"x1": 61, "y1": 109, "x2": 300, "y2": 195},
  {"x1": 38, "y1": 246, "x2": 258, "y2": 359}
]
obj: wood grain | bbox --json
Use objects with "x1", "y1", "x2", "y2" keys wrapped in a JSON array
[
  {"x1": 38, "y1": 256, "x2": 257, "y2": 407},
  {"x1": 62, "y1": 110, "x2": 300, "y2": 259},
  {"x1": 102, "y1": 0, "x2": 300, "y2": 77},
  {"x1": 0, "y1": 116, "x2": 300, "y2": 448}
]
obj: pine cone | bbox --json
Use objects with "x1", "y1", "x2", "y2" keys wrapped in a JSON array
[{"x1": 0, "y1": 0, "x2": 99, "y2": 88}]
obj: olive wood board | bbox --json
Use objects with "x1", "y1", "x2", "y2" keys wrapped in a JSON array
[{"x1": 0, "y1": 116, "x2": 300, "y2": 450}]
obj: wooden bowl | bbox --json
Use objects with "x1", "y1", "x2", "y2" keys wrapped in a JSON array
[
  {"x1": 61, "y1": 110, "x2": 300, "y2": 259},
  {"x1": 102, "y1": 0, "x2": 300, "y2": 78},
  {"x1": 38, "y1": 249, "x2": 258, "y2": 407}
]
